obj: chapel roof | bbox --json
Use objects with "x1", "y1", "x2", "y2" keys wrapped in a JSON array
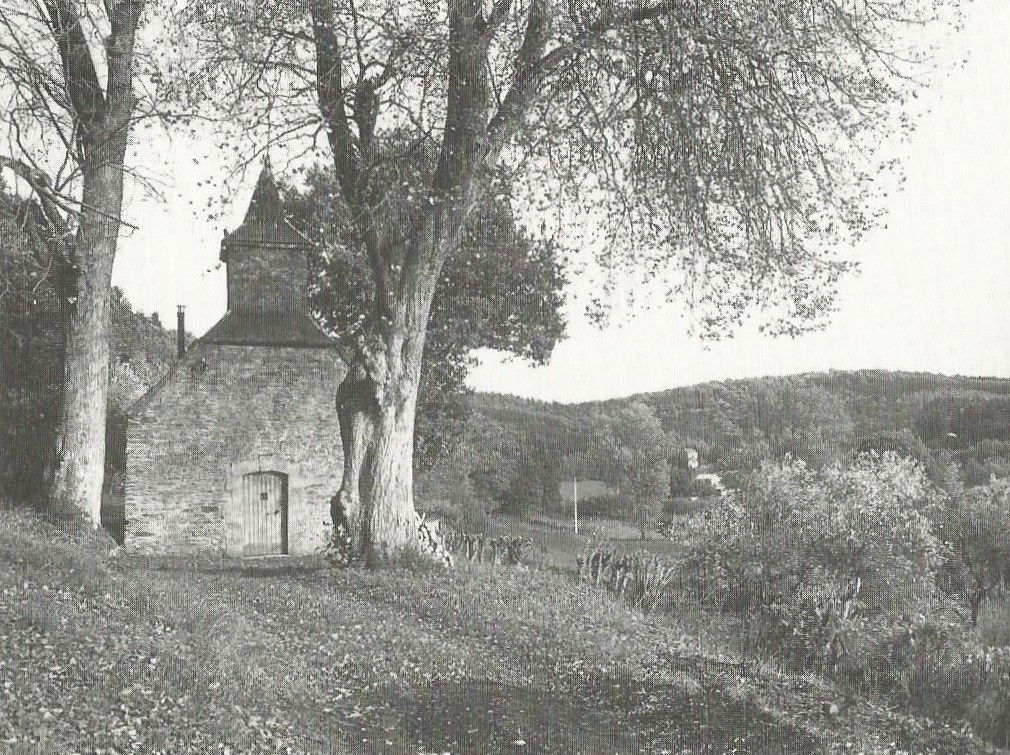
[
  {"x1": 219, "y1": 160, "x2": 310, "y2": 262},
  {"x1": 201, "y1": 311, "x2": 334, "y2": 348}
]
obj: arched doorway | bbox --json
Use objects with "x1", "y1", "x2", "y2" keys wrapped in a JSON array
[{"x1": 241, "y1": 471, "x2": 289, "y2": 556}]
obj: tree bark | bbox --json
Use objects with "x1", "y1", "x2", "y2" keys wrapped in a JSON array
[
  {"x1": 49, "y1": 152, "x2": 125, "y2": 522},
  {"x1": 334, "y1": 328, "x2": 427, "y2": 564}
]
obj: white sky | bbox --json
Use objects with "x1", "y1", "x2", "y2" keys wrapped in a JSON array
[{"x1": 113, "y1": 0, "x2": 1010, "y2": 404}]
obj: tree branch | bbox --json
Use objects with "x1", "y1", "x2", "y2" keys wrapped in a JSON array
[
  {"x1": 310, "y1": 0, "x2": 395, "y2": 320},
  {"x1": 486, "y1": 1, "x2": 676, "y2": 160},
  {"x1": 309, "y1": 0, "x2": 361, "y2": 207},
  {"x1": 43, "y1": 0, "x2": 107, "y2": 151},
  {"x1": 0, "y1": 155, "x2": 72, "y2": 242},
  {"x1": 105, "y1": 1, "x2": 145, "y2": 144}
]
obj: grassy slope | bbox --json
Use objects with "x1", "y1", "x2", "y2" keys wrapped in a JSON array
[{"x1": 1, "y1": 510, "x2": 994, "y2": 755}]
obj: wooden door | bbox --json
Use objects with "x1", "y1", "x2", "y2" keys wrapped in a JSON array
[{"x1": 241, "y1": 471, "x2": 288, "y2": 556}]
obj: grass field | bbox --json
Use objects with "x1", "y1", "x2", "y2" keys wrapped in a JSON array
[
  {"x1": 0, "y1": 508, "x2": 993, "y2": 754},
  {"x1": 484, "y1": 513, "x2": 685, "y2": 573}
]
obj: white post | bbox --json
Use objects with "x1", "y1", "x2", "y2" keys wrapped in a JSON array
[{"x1": 573, "y1": 476, "x2": 578, "y2": 535}]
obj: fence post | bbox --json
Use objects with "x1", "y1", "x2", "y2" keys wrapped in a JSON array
[{"x1": 574, "y1": 476, "x2": 579, "y2": 535}]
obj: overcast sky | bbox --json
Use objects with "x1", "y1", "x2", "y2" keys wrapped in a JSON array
[{"x1": 112, "y1": 0, "x2": 1010, "y2": 404}]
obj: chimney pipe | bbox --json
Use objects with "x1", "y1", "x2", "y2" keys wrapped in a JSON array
[{"x1": 176, "y1": 305, "x2": 186, "y2": 359}]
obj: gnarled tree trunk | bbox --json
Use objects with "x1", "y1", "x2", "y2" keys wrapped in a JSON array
[{"x1": 333, "y1": 325, "x2": 427, "y2": 563}]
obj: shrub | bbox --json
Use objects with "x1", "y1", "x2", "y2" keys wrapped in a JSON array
[
  {"x1": 663, "y1": 496, "x2": 704, "y2": 517},
  {"x1": 679, "y1": 453, "x2": 1010, "y2": 744},
  {"x1": 577, "y1": 493, "x2": 621, "y2": 518},
  {"x1": 936, "y1": 478, "x2": 1010, "y2": 625},
  {"x1": 853, "y1": 429, "x2": 960, "y2": 493},
  {"x1": 441, "y1": 526, "x2": 532, "y2": 566},
  {"x1": 689, "y1": 477, "x2": 720, "y2": 497},
  {"x1": 669, "y1": 463, "x2": 695, "y2": 497},
  {"x1": 977, "y1": 595, "x2": 1010, "y2": 647},
  {"x1": 683, "y1": 454, "x2": 948, "y2": 680},
  {"x1": 968, "y1": 645, "x2": 1010, "y2": 748}
]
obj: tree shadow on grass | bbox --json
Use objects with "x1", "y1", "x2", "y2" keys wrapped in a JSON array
[
  {"x1": 345, "y1": 678, "x2": 641, "y2": 754},
  {"x1": 341, "y1": 676, "x2": 817, "y2": 754}
]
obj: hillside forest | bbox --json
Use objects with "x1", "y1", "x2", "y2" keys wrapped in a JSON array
[{"x1": 418, "y1": 372, "x2": 1010, "y2": 529}]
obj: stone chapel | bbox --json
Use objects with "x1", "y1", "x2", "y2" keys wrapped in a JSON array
[{"x1": 125, "y1": 163, "x2": 344, "y2": 555}]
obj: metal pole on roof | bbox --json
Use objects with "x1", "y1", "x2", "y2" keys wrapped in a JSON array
[{"x1": 176, "y1": 305, "x2": 186, "y2": 359}]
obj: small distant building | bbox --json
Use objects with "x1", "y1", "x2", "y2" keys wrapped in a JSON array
[
  {"x1": 685, "y1": 448, "x2": 699, "y2": 470},
  {"x1": 125, "y1": 163, "x2": 345, "y2": 556},
  {"x1": 694, "y1": 472, "x2": 727, "y2": 497}
]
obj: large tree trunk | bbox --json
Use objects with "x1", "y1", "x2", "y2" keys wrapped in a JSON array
[
  {"x1": 49, "y1": 153, "x2": 125, "y2": 523},
  {"x1": 333, "y1": 331, "x2": 426, "y2": 564},
  {"x1": 42, "y1": 0, "x2": 142, "y2": 524}
]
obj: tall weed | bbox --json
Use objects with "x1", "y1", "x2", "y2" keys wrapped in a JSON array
[{"x1": 576, "y1": 547, "x2": 676, "y2": 613}]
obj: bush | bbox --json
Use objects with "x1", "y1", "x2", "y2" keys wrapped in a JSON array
[
  {"x1": 678, "y1": 453, "x2": 1010, "y2": 744},
  {"x1": 937, "y1": 478, "x2": 1010, "y2": 625},
  {"x1": 968, "y1": 645, "x2": 1010, "y2": 748},
  {"x1": 978, "y1": 595, "x2": 1010, "y2": 647},
  {"x1": 684, "y1": 454, "x2": 947, "y2": 679},
  {"x1": 416, "y1": 474, "x2": 492, "y2": 534},
  {"x1": 577, "y1": 493, "x2": 621, "y2": 518},
  {"x1": 853, "y1": 429, "x2": 960, "y2": 493},
  {"x1": 669, "y1": 464, "x2": 694, "y2": 497},
  {"x1": 664, "y1": 496, "x2": 704, "y2": 517}
]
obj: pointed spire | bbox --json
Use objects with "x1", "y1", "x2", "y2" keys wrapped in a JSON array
[
  {"x1": 243, "y1": 157, "x2": 281, "y2": 226},
  {"x1": 220, "y1": 155, "x2": 309, "y2": 264}
]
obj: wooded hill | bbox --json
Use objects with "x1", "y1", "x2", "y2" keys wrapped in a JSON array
[
  {"x1": 1, "y1": 187, "x2": 181, "y2": 504},
  {"x1": 417, "y1": 370, "x2": 1010, "y2": 518}
]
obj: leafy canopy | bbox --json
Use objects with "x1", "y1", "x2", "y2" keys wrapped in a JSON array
[{"x1": 178, "y1": 0, "x2": 948, "y2": 338}]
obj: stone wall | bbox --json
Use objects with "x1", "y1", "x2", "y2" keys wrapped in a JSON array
[{"x1": 126, "y1": 342, "x2": 344, "y2": 555}]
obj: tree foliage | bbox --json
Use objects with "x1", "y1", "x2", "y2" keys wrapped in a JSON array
[
  {"x1": 280, "y1": 166, "x2": 566, "y2": 472},
  {"x1": 584, "y1": 401, "x2": 670, "y2": 535},
  {"x1": 680, "y1": 452, "x2": 1010, "y2": 737},
  {"x1": 437, "y1": 370, "x2": 1010, "y2": 521},
  {"x1": 630, "y1": 371, "x2": 1009, "y2": 485},
  {"x1": 0, "y1": 191, "x2": 65, "y2": 503},
  {"x1": 941, "y1": 479, "x2": 1010, "y2": 626},
  {"x1": 182, "y1": 0, "x2": 945, "y2": 335},
  {"x1": 686, "y1": 454, "x2": 948, "y2": 679}
]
